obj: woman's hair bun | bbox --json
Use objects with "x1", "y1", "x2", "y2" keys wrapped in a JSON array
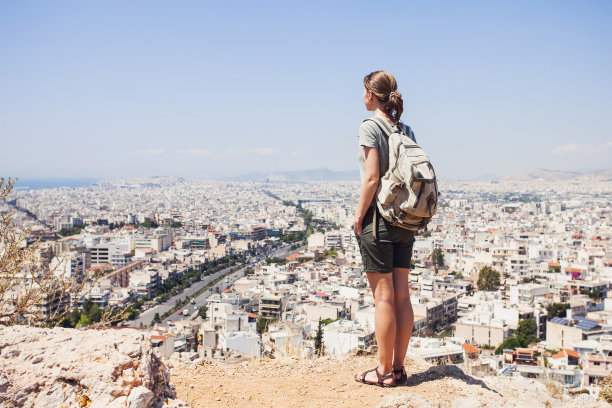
[{"x1": 388, "y1": 91, "x2": 401, "y2": 100}]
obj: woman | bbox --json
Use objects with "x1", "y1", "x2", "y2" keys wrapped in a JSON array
[{"x1": 354, "y1": 70, "x2": 415, "y2": 387}]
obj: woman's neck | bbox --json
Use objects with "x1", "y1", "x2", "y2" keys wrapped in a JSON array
[{"x1": 373, "y1": 108, "x2": 392, "y2": 123}]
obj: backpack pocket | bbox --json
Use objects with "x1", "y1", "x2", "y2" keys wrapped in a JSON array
[{"x1": 377, "y1": 173, "x2": 402, "y2": 206}]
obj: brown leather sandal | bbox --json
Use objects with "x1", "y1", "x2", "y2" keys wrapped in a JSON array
[
  {"x1": 393, "y1": 366, "x2": 407, "y2": 385},
  {"x1": 354, "y1": 366, "x2": 396, "y2": 387}
]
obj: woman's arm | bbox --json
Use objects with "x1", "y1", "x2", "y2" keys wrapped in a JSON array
[{"x1": 354, "y1": 146, "x2": 379, "y2": 235}]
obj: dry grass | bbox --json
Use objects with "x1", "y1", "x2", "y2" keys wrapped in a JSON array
[
  {"x1": 543, "y1": 380, "x2": 563, "y2": 398},
  {"x1": 0, "y1": 177, "x2": 130, "y2": 328},
  {"x1": 597, "y1": 374, "x2": 612, "y2": 404}
]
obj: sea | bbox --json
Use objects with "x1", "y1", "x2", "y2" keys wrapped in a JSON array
[{"x1": 12, "y1": 178, "x2": 100, "y2": 190}]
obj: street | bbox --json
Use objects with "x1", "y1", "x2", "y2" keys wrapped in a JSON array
[{"x1": 129, "y1": 243, "x2": 305, "y2": 327}]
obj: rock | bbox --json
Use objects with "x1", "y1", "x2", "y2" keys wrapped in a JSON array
[
  {"x1": 0, "y1": 325, "x2": 184, "y2": 408},
  {"x1": 127, "y1": 386, "x2": 154, "y2": 408},
  {"x1": 375, "y1": 393, "x2": 434, "y2": 408}
]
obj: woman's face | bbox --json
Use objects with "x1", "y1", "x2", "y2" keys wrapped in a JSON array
[{"x1": 363, "y1": 86, "x2": 375, "y2": 111}]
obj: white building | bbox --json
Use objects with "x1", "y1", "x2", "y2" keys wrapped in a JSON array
[{"x1": 322, "y1": 319, "x2": 375, "y2": 355}]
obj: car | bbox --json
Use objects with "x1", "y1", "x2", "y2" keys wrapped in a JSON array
[{"x1": 178, "y1": 311, "x2": 183, "y2": 315}]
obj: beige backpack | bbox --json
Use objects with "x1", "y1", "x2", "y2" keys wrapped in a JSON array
[{"x1": 367, "y1": 117, "x2": 439, "y2": 238}]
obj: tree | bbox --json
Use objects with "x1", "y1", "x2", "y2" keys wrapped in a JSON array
[
  {"x1": 256, "y1": 316, "x2": 273, "y2": 335},
  {"x1": 138, "y1": 220, "x2": 158, "y2": 229},
  {"x1": 495, "y1": 318, "x2": 539, "y2": 354},
  {"x1": 87, "y1": 304, "x2": 103, "y2": 323},
  {"x1": 198, "y1": 306, "x2": 207, "y2": 320},
  {"x1": 477, "y1": 266, "x2": 501, "y2": 291},
  {"x1": 431, "y1": 248, "x2": 445, "y2": 273},
  {"x1": 314, "y1": 318, "x2": 324, "y2": 357},
  {"x1": 454, "y1": 272, "x2": 464, "y2": 280},
  {"x1": 545, "y1": 303, "x2": 570, "y2": 319},
  {"x1": 77, "y1": 314, "x2": 91, "y2": 327}
]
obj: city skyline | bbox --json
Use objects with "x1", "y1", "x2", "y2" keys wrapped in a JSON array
[{"x1": 1, "y1": 1, "x2": 611, "y2": 180}]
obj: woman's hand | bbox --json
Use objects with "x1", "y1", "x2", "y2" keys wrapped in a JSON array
[{"x1": 353, "y1": 215, "x2": 363, "y2": 235}]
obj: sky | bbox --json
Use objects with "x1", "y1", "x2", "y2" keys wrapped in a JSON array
[{"x1": 1, "y1": 1, "x2": 611, "y2": 181}]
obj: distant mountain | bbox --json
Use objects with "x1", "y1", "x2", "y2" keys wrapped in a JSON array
[
  {"x1": 501, "y1": 168, "x2": 612, "y2": 182},
  {"x1": 223, "y1": 168, "x2": 359, "y2": 182}
]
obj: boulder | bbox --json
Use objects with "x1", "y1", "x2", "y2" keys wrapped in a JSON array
[{"x1": 0, "y1": 325, "x2": 187, "y2": 408}]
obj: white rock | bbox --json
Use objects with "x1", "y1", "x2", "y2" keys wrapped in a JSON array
[
  {"x1": 0, "y1": 326, "x2": 183, "y2": 408},
  {"x1": 127, "y1": 385, "x2": 154, "y2": 408}
]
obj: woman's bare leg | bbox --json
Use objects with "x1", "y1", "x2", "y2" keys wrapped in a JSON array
[
  {"x1": 361, "y1": 272, "x2": 395, "y2": 384},
  {"x1": 392, "y1": 266, "x2": 414, "y2": 371}
]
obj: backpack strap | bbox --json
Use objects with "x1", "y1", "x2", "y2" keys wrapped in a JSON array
[
  {"x1": 365, "y1": 116, "x2": 394, "y2": 137},
  {"x1": 364, "y1": 116, "x2": 392, "y2": 240}
]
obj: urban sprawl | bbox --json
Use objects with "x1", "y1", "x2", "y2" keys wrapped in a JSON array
[{"x1": 4, "y1": 176, "x2": 612, "y2": 393}]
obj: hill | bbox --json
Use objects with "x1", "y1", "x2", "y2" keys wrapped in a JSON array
[
  {"x1": 168, "y1": 352, "x2": 604, "y2": 408},
  {"x1": 500, "y1": 168, "x2": 612, "y2": 182},
  {"x1": 0, "y1": 326, "x2": 606, "y2": 408}
]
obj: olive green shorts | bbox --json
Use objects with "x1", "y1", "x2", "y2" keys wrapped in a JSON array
[{"x1": 355, "y1": 206, "x2": 415, "y2": 274}]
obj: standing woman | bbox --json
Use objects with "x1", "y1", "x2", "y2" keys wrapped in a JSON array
[{"x1": 354, "y1": 71, "x2": 415, "y2": 387}]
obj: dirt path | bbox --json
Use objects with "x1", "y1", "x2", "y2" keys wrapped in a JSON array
[{"x1": 168, "y1": 355, "x2": 492, "y2": 408}]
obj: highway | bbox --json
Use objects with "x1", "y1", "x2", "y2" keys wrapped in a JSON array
[{"x1": 130, "y1": 243, "x2": 305, "y2": 327}]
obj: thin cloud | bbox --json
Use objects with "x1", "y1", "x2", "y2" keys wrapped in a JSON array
[
  {"x1": 551, "y1": 141, "x2": 612, "y2": 155},
  {"x1": 184, "y1": 149, "x2": 217, "y2": 158},
  {"x1": 134, "y1": 148, "x2": 164, "y2": 155},
  {"x1": 247, "y1": 148, "x2": 280, "y2": 156},
  {"x1": 290, "y1": 150, "x2": 309, "y2": 156},
  {"x1": 182, "y1": 148, "x2": 280, "y2": 159}
]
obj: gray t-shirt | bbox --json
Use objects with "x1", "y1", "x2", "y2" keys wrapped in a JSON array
[
  {"x1": 357, "y1": 118, "x2": 416, "y2": 206},
  {"x1": 358, "y1": 119, "x2": 390, "y2": 185}
]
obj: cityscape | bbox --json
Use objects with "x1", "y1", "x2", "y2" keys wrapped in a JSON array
[
  {"x1": 1, "y1": 1, "x2": 611, "y2": 407},
  {"x1": 1, "y1": 171, "x2": 610, "y2": 405}
]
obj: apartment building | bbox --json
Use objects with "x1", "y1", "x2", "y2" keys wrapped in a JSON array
[
  {"x1": 546, "y1": 317, "x2": 603, "y2": 349},
  {"x1": 259, "y1": 295, "x2": 286, "y2": 320}
]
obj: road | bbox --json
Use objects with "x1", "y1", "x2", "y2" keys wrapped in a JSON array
[
  {"x1": 130, "y1": 243, "x2": 305, "y2": 327},
  {"x1": 130, "y1": 263, "x2": 245, "y2": 327},
  {"x1": 159, "y1": 268, "x2": 246, "y2": 326}
]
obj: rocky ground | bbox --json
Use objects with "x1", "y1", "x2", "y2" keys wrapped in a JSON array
[
  {"x1": 0, "y1": 326, "x2": 187, "y2": 408},
  {"x1": 0, "y1": 326, "x2": 606, "y2": 408},
  {"x1": 168, "y1": 354, "x2": 607, "y2": 408}
]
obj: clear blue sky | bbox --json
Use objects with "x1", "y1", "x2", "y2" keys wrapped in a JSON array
[{"x1": 1, "y1": 1, "x2": 610, "y2": 180}]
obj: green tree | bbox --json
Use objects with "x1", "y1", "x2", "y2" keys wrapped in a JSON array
[
  {"x1": 87, "y1": 304, "x2": 103, "y2": 323},
  {"x1": 454, "y1": 272, "x2": 464, "y2": 280},
  {"x1": 198, "y1": 306, "x2": 207, "y2": 320},
  {"x1": 320, "y1": 318, "x2": 338, "y2": 325},
  {"x1": 154, "y1": 312, "x2": 160, "y2": 321},
  {"x1": 77, "y1": 314, "x2": 91, "y2": 327},
  {"x1": 256, "y1": 316, "x2": 273, "y2": 335},
  {"x1": 431, "y1": 248, "x2": 445, "y2": 273},
  {"x1": 495, "y1": 319, "x2": 539, "y2": 354},
  {"x1": 314, "y1": 318, "x2": 324, "y2": 357},
  {"x1": 545, "y1": 303, "x2": 570, "y2": 319},
  {"x1": 138, "y1": 220, "x2": 158, "y2": 229},
  {"x1": 82, "y1": 299, "x2": 94, "y2": 314},
  {"x1": 477, "y1": 266, "x2": 501, "y2": 291}
]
